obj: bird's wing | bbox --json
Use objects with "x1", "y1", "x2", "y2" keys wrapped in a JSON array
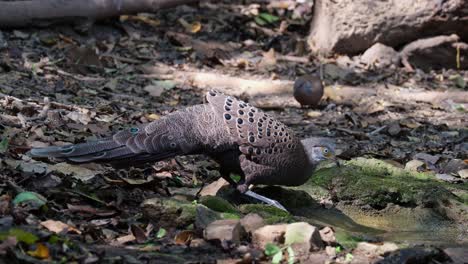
[{"x1": 205, "y1": 90, "x2": 303, "y2": 170}]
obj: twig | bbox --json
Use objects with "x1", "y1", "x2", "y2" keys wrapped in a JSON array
[{"x1": 367, "y1": 125, "x2": 387, "y2": 136}]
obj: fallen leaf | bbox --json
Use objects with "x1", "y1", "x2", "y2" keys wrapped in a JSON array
[
  {"x1": 131, "y1": 224, "x2": 147, "y2": 243},
  {"x1": 147, "y1": 113, "x2": 161, "y2": 120},
  {"x1": 27, "y1": 243, "x2": 49, "y2": 259},
  {"x1": 114, "y1": 234, "x2": 136, "y2": 245},
  {"x1": 13, "y1": 192, "x2": 47, "y2": 209},
  {"x1": 156, "y1": 227, "x2": 166, "y2": 239},
  {"x1": 49, "y1": 162, "x2": 103, "y2": 182},
  {"x1": 174, "y1": 230, "x2": 195, "y2": 245},
  {"x1": 66, "y1": 110, "x2": 93, "y2": 125},
  {"x1": 40, "y1": 220, "x2": 81, "y2": 234},
  {"x1": 190, "y1": 21, "x2": 202, "y2": 33},
  {"x1": 0, "y1": 228, "x2": 38, "y2": 245}
]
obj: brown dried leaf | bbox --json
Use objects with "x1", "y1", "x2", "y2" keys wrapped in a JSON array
[
  {"x1": 40, "y1": 219, "x2": 81, "y2": 234},
  {"x1": 175, "y1": 230, "x2": 196, "y2": 245}
]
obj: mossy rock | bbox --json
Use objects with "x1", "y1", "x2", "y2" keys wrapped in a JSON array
[
  {"x1": 198, "y1": 195, "x2": 239, "y2": 214},
  {"x1": 141, "y1": 197, "x2": 197, "y2": 228},
  {"x1": 239, "y1": 204, "x2": 293, "y2": 224},
  {"x1": 303, "y1": 158, "x2": 463, "y2": 210}
]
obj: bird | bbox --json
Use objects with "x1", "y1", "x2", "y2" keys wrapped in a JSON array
[
  {"x1": 29, "y1": 90, "x2": 335, "y2": 210},
  {"x1": 293, "y1": 74, "x2": 324, "y2": 108}
]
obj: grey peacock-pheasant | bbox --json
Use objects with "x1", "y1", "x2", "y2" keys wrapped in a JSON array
[{"x1": 30, "y1": 90, "x2": 336, "y2": 210}]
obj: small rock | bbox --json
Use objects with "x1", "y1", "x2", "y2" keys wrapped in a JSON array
[
  {"x1": 413, "y1": 153, "x2": 439, "y2": 166},
  {"x1": 458, "y1": 169, "x2": 468, "y2": 179},
  {"x1": 405, "y1": 160, "x2": 425, "y2": 172},
  {"x1": 189, "y1": 238, "x2": 212, "y2": 250},
  {"x1": 199, "y1": 178, "x2": 229, "y2": 196},
  {"x1": 252, "y1": 224, "x2": 287, "y2": 249},
  {"x1": 203, "y1": 219, "x2": 245, "y2": 245},
  {"x1": 443, "y1": 247, "x2": 468, "y2": 264},
  {"x1": 355, "y1": 242, "x2": 399, "y2": 256},
  {"x1": 323, "y1": 63, "x2": 356, "y2": 82},
  {"x1": 387, "y1": 122, "x2": 401, "y2": 136},
  {"x1": 195, "y1": 205, "x2": 221, "y2": 230},
  {"x1": 307, "y1": 252, "x2": 330, "y2": 264},
  {"x1": 381, "y1": 246, "x2": 449, "y2": 263},
  {"x1": 436, "y1": 174, "x2": 461, "y2": 183},
  {"x1": 360, "y1": 43, "x2": 400, "y2": 69},
  {"x1": 325, "y1": 246, "x2": 336, "y2": 257},
  {"x1": 285, "y1": 222, "x2": 324, "y2": 255},
  {"x1": 319, "y1": 227, "x2": 336, "y2": 245},
  {"x1": 240, "y1": 213, "x2": 265, "y2": 234},
  {"x1": 443, "y1": 159, "x2": 468, "y2": 174}
]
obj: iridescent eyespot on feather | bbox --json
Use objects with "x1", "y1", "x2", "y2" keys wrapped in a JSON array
[{"x1": 130, "y1": 127, "x2": 139, "y2": 134}]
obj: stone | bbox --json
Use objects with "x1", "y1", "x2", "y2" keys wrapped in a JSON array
[
  {"x1": 203, "y1": 219, "x2": 245, "y2": 245},
  {"x1": 319, "y1": 226, "x2": 336, "y2": 245},
  {"x1": 307, "y1": 252, "x2": 330, "y2": 264},
  {"x1": 413, "y1": 153, "x2": 439, "y2": 166},
  {"x1": 360, "y1": 43, "x2": 400, "y2": 69},
  {"x1": 443, "y1": 159, "x2": 468, "y2": 174},
  {"x1": 195, "y1": 205, "x2": 222, "y2": 230},
  {"x1": 240, "y1": 213, "x2": 265, "y2": 234},
  {"x1": 141, "y1": 197, "x2": 196, "y2": 228},
  {"x1": 387, "y1": 122, "x2": 401, "y2": 136},
  {"x1": 405, "y1": 160, "x2": 425, "y2": 172},
  {"x1": 354, "y1": 242, "x2": 399, "y2": 257},
  {"x1": 284, "y1": 222, "x2": 324, "y2": 255},
  {"x1": 443, "y1": 247, "x2": 468, "y2": 264},
  {"x1": 325, "y1": 246, "x2": 336, "y2": 257},
  {"x1": 436, "y1": 174, "x2": 461, "y2": 183},
  {"x1": 199, "y1": 178, "x2": 229, "y2": 196},
  {"x1": 458, "y1": 169, "x2": 468, "y2": 179},
  {"x1": 381, "y1": 247, "x2": 449, "y2": 263},
  {"x1": 252, "y1": 224, "x2": 287, "y2": 249}
]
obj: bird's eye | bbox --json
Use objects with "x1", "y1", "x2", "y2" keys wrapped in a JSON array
[{"x1": 322, "y1": 147, "x2": 331, "y2": 157}]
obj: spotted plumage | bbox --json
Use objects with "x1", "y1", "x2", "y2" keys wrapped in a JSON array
[{"x1": 30, "y1": 91, "x2": 335, "y2": 209}]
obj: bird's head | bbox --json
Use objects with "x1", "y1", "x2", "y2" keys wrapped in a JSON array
[{"x1": 300, "y1": 137, "x2": 336, "y2": 163}]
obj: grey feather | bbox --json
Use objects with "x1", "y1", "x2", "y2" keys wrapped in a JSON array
[{"x1": 29, "y1": 91, "x2": 335, "y2": 192}]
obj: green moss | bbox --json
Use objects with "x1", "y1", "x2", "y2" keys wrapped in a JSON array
[
  {"x1": 304, "y1": 158, "x2": 458, "y2": 209},
  {"x1": 239, "y1": 204, "x2": 293, "y2": 224},
  {"x1": 142, "y1": 197, "x2": 197, "y2": 227},
  {"x1": 199, "y1": 195, "x2": 238, "y2": 214},
  {"x1": 335, "y1": 230, "x2": 364, "y2": 249}
]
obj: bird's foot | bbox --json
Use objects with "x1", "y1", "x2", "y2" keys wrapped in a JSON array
[{"x1": 244, "y1": 190, "x2": 288, "y2": 212}]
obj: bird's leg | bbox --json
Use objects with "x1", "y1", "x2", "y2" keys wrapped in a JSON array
[
  {"x1": 237, "y1": 181, "x2": 288, "y2": 212},
  {"x1": 243, "y1": 189, "x2": 288, "y2": 212}
]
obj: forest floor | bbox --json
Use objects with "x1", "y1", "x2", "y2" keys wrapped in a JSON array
[{"x1": 0, "y1": 1, "x2": 467, "y2": 263}]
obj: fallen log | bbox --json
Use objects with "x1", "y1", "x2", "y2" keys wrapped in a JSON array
[
  {"x1": 0, "y1": 0, "x2": 199, "y2": 28},
  {"x1": 138, "y1": 65, "x2": 468, "y2": 107}
]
